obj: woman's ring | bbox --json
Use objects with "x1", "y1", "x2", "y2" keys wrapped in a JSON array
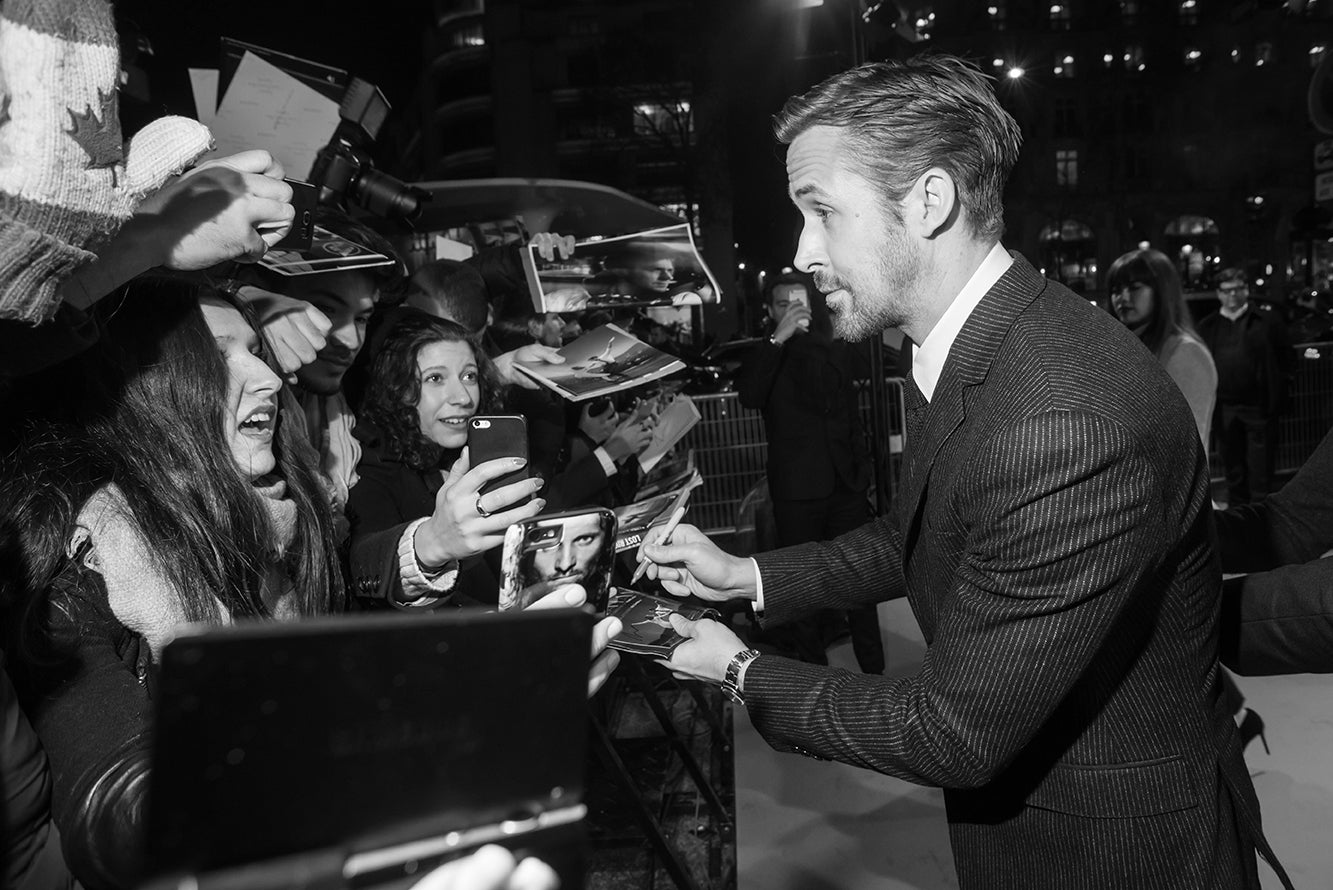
[{"x1": 475, "y1": 494, "x2": 492, "y2": 518}]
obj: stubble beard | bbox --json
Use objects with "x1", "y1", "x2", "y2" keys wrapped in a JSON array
[{"x1": 817, "y1": 229, "x2": 921, "y2": 342}]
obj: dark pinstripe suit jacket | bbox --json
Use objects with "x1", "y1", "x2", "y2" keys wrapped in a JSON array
[{"x1": 747, "y1": 255, "x2": 1286, "y2": 889}]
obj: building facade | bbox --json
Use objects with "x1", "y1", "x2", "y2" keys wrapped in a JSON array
[{"x1": 899, "y1": 0, "x2": 1333, "y2": 301}]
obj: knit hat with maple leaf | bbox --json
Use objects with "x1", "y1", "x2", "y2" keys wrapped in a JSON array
[{"x1": 0, "y1": 0, "x2": 214, "y2": 324}]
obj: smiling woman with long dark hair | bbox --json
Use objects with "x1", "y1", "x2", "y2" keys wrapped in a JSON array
[{"x1": 0, "y1": 278, "x2": 344, "y2": 890}]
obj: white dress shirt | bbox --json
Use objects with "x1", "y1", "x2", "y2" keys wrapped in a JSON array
[{"x1": 911, "y1": 242, "x2": 1013, "y2": 401}]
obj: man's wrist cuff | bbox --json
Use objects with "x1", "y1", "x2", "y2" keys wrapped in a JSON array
[
  {"x1": 593, "y1": 445, "x2": 619, "y2": 476},
  {"x1": 751, "y1": 557, "x2": 765, "y2": 614}
]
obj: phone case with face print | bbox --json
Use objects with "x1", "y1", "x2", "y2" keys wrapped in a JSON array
[{"x1": 498, "y1": 508, "x2": 617, "y2": 613}]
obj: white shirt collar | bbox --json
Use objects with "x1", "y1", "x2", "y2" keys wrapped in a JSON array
[
  {"x1": 1220, "y1": 303, "x2": 1249, "y2": 322},
  {"x1": 911, "y1": 243, "x2": 1013, "y2": 401}
]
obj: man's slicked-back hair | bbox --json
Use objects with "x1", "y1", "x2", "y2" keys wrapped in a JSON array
[{"x1": 773, "y1": 54, "x2": 1022, "y2": 242}]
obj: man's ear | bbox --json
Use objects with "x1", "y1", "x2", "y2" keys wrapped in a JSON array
[
  {"x1": 907, "y1": 167, "x2": 959, "y2": 239},
  {"x1": 526, "y1": 315, "x2": 543, "y2": 338}
]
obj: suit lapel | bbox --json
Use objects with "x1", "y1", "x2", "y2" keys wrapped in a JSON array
[{"x1": 897, "y1": 254, "x2": 1048, "y2": 553}]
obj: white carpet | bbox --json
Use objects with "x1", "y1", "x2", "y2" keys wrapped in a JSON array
[{"x1": 734, "y1": 599, "x2": 1333, "y2": 890}]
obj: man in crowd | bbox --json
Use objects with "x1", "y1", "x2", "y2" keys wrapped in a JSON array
[
  {"x1": 640, "y1": 55, "x2": 1290, "y2": 889},
  {"x1": 1197, "y1": 267, "x2": 1292, "y2": 506},
  {"x1": 735, "y1": 272, "x2": 883, "y2": 674}
]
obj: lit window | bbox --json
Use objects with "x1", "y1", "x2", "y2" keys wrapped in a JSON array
[
  {"x1": 1184, "y1": 47, "x2": 1202, "y2": 70},
  {"x1": 633, "y1": 102, "x2": 693, "y2": 137},
  {"x1": 1103, "y1": 52, "x2": 1114, "y2": 67},
  {"x1": 1050, "y1": 3, "x2": 1071, "y2": 29},
  {"x1": 1312, "y1": 43, "x2": 1327, "y2": 69},
  {"x1": 449, "y1": 23, "x2": 485, "y2": 49},
  {"x1": 993, "y1": 57, "x2": 1005, "y2": 69},
  {"x1": 1055, "y1": 52, "x2": 1075, "y2": 78},
  {"x1": 1256, "y1": 42, "x2": 1273, "y2": 67},
  {"x1": 1125, "y1": 44, "x2": 1145, "y2": 73},
  {"x1": 1231, "y1": 46, "x2": 1242, "y2": 64},
  {"x1": 1056, "y1": 149, "x2": 1078, "y2": 188},
  {"x1": 988, "y1": 0, "x2": 1007, "y2": 30},
  {"x1": 1179, "y1": 0, "x2": 1198, "y2": 25}
]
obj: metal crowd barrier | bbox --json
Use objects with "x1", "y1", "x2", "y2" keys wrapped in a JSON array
[
  {"x1": 680, "y1": 378, "x2": 907, "y2": 535},
  {"x1": 1277, "y1": 341, "x2": 1333, "y2": 474},
  {"x1": 682, "y1": 343, "x2": 1333, "y2": 536}
]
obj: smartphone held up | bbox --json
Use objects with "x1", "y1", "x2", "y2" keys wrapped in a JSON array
[{"x1": 468, "y1": 415, "x2": 531, "y2": 507}]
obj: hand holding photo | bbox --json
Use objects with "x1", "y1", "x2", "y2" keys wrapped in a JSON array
[
  {"x1": 635, "y1": 449, "x2": 698, "y2": 501},
  {"x1": 519, "y1": 224, "x2": 723, "y2": 313},
  {"x1": 513, "y1": 324, "x2": 685, "y2": 402},
  {"x1": 636, "y1": 393, "x2": 701, "y2": 474},
  {"x1": 257, "y1": 224, "x2": 396, "y2": 277}
]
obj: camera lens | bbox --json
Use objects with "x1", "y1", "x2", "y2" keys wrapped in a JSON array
[{"x1": 354, "y1": 168, "x2": 427, "y2": 221}]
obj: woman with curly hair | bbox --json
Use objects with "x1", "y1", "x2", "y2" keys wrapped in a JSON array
[
  {"x1": 349, "y1": 310, "x2": 546, "y2": 606},
  {"x1": 0, "y1": 278, "x2": 345, "y2": 890}
]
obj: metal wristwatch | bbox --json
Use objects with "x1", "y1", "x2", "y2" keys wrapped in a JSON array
[{"x1": 721, "y1": 648, "x2": 761, "y2": 705}]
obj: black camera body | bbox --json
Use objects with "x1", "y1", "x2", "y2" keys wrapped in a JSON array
[{"x1": 308, "y1": 78, "x2": 429, "y2": 222}]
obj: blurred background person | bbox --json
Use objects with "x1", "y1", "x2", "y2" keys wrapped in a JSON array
[
  {"x1": 1106, "y1": 249, "x2": 1269, "y2": 751},
  {"x1": 562, "y1": 396, "x2": 655, "y2": 510},
  {"x1": 1107, "y1": 248, "x2": 1217, "y2": 448},
  {"x1": 1197, "y1": 268, "x2": 1292, "y2": 507},
  {"x1": 733, "y1": 272, "x2": 884, "y2": 675}
]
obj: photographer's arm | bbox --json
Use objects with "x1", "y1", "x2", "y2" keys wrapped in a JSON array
[
  {"x1": 735, "y1": 308, "x2": 807, "y2": 411},
  {"x1": 62, "y1": 151, "x2": 293, "y2": 311}
]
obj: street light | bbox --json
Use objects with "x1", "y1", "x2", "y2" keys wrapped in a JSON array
[{"x1": 1007, "y1": 66, "x2": 1025, "y2": 79}]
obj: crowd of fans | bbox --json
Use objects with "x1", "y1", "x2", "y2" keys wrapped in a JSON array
[
  {"x1": 0, "y1": 186, "x2": 679, "y2": 888},
  {"x1": 0, "y1": 5, "x2": 673, "y2": 887}
]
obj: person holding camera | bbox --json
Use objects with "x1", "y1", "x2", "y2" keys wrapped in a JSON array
[{"x1": 734, "y1": 272, "x2": 884, "y2": 674}]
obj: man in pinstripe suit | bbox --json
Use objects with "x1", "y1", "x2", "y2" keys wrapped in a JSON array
[{"x1": 640, "y1": 56, "x2": 1291, "y2": 889}]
